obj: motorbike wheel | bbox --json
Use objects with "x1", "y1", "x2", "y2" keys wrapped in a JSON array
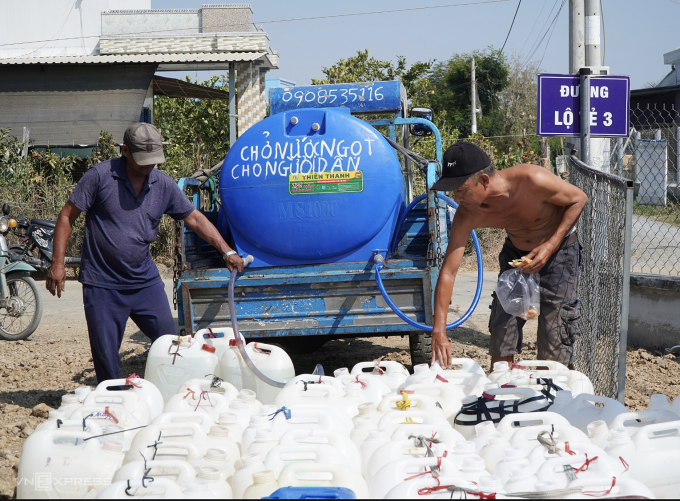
[{"x1": 0, "y1": 276, "x2": 44, "y2": 341}]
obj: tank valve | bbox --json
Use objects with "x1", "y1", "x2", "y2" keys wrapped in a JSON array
[
  {"x1": 311, "y1": 123, "x2": 320, "y2": 131},
  {"x1": 289, "y1": 116, "x2": 298, "y2": 125}
]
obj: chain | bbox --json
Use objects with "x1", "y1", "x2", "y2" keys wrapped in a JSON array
[
  {"x1": 172, "y1": 220, "x2": 184, "y2": 311},
  {"x1": 433, "y1": 190, "x2": 444, "y2": 269}
]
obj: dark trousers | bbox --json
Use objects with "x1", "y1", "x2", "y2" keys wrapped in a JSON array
[
  {"x1": 83, "y1": 280, "x2": 177, "y2": 383},
  {"x1": 488, "y1": 233, "x2": 582, "y2": 364}
]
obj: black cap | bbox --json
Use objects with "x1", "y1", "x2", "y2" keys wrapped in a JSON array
[{"x1": 431, "y1": 142, "x2": 491, "y2": 192}]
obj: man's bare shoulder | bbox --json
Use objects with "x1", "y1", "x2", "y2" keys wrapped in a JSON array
[{"x1": 502, "y1": 163, "x2": 563, "y2": 190}]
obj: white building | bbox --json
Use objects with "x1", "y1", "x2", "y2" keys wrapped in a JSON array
[{"x1": 0, "y1": 2, "x2": 278, "y2": 146}]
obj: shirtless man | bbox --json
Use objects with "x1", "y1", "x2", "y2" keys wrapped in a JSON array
[{"x1": 430, "y1": 142, "x2": 587, "y2": 368}]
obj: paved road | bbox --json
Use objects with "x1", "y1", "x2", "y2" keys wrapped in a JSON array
[{"x1": 631, "y1": 215, "x2": 680, "y2": 276}]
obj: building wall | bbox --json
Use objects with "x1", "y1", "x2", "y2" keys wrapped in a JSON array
[
  {"x1": 0, "y1": 0, "x2": 148, "y2": 58},
  {"x1": 0, "y1": 64, "x2": 156, "y2": 145},
  {"x1": 628, "y1": 275, "x2": 680, "y2": 349}
]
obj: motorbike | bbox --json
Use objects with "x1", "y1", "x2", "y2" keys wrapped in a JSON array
[
  {"x1": 0, "y1": 203, "x2": 43, "y2": 341},
  {"x1": 8, "y1": 211, "x2": 80, "y2": 271}
]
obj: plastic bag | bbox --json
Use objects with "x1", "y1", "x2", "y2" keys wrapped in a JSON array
[{"x1": 495, "y1": 268, "x2": 541, "y2": 320}]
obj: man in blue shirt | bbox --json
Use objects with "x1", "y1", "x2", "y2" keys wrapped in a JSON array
[{"x1": 46, "y1": 123, "x2": 243, "y2": 382}]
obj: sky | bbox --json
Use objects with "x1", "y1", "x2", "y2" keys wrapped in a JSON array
[{"x1": 152, "y1": 0, "x2": 679, "y2": 90}]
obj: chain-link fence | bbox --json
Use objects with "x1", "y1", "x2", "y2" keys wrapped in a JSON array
[
  {"x1": 608, "y1": 103, "x2": 680, "y2": 276},
  {"x1": 569, "y1": 155, "x2": 633, "y2": 400}
]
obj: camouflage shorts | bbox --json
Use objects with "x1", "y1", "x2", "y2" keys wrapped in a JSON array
[{"x1": 488, "y1": 233, "x2": 581, "y2": 365}]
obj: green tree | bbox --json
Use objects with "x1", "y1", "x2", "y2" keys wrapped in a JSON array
[
  {"x1": 154, "y1": 74, "x2": 231, "y2": 179},
  {"x1": 311, "y1": 49, "x2": 433, "y2": 100},
  {"x1": 425, "y1": 48, "x2": 509, "y2": 138}
]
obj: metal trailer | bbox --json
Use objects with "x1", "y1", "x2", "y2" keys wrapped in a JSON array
[{"x1": 173, "y1": 81, "x2": 450, "y2": 364}]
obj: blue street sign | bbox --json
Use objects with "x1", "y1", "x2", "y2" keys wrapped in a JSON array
[
  {"x1": 270, "y1": 81, "x2": 405, "y2": 116},
  {"x1": 536, "y1": 74, "x2": 630, "y2": 137}
]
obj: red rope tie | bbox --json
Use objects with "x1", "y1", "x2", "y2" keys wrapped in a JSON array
[
  {"x1": 511, "y1": 364, "x2": 526, "y2": 370},
  {"x1": 565, "y1": 442, "x2": 577, "y2": 455},
  {"x1": 417, "y1": 478, "x2": 452, "y2": 495},
  {"x1": 206, "y1": 328, "x2": 217, "y2": 338},
  {"x1": 574, "y1": 454, "x2": 598, "y2": 475},
  {"x1": 481, "y1": 392, "x2": 496, "y2": 400},
  {"x1": 125, "y1": 373, "x2": 142, "y2": 388},
  {"x1": 183, "y1": 389, "x2": 196, "y2": 400},
  {"x1": 354, "y1": 376, "x2": 367, "y2": 388},
  {"x1": 403, "y1": 457, "x2": 442, "y2": 482},
  {"x1": 583, "y1": 477, "x2": 616, "y2": 497},
  {"x1": 478, "y1": 492, "x2": 497, "y2": 499},
  {"x1": 373, "y1": 360, "x2": 385, "y2": 375},
  {"x1": 103, "y1": 406, "x2": 119, "y2": 424},
  {"x1": 500, "y1": 383, "x2": 517, "y2": 388},
  {"x1": 435, "y1": 374, "x2": 449, "y2": 383},
  {"x1": 619, "y1": 456, "x2": 629, "y2": 473}
]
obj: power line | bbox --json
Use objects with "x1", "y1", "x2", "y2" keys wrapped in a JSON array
[
  {"x1": 0, "y1": 0, "x2": 511, "y2": 50},
  {"x1": 521, "y1": 0, "x2": 565, "y2": 69},
  {"x1": 537, "y1": 0, "x2": 567, "y2": 70},
  {"x1": 499, "y1": 0, "x2": 522, "y2": 55},
  {"x1": 520, "y1": 0, "x2": 560, "y2": 67},
  {"x1": 519, "y1": 0, "x2": 547, "y2": 55}
]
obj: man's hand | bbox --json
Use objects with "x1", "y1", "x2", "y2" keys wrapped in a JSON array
[
  {"x1": 520, "y1": 241, "x2": 557, "y2": 274},
  {"x1": 224, "y1": 254, "x2": 245, "y2": 273},
  {"x1": 431, "y1": 329, "x2": 452, "y2": 367},
  {"x1": 46, "y1": 264, "x2": 66, "y2": 298}
]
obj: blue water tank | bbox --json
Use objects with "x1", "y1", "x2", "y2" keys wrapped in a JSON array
[{"x1": 218, "y1": 108, "x2": 405, "y2": 267}]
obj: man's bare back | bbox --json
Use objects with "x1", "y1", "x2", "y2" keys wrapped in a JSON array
[{"x1": 455, "y1": 164, "x2": 571, "y2": 252}]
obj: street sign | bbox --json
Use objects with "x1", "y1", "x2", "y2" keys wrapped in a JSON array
[
  {"x1": 536, "y1": 74, "x2": 630, "y2": 137},
  {"x1": 270, "y1": 81, "x2": 405, "y2": 116}
]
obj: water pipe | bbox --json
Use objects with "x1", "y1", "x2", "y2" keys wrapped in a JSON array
[
  {"x1": 376, "y1": 193, "x2": 483, "y2": 331},
  {"x1": 228, "y1": 256, "x2": 286, "y2": 388}
]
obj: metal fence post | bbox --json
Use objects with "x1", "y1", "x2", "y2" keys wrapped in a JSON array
[
  {"x1": 676, "y1": 127, "x2": 680, "y2": 185},
  {"x1": 616, "y1": 137, "x2": 624, "y2": 177},
  {"x1": 617, "y1": 180, "x2": 634, "y2": 404},
  {"x1": 580, "y1": 69, "x2": 591, "y2": 165}
]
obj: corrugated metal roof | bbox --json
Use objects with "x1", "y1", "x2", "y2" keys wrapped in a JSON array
[
  {"x1": 0, "y1": 52, "x2": 265, "y2": 65},
  {"x1": 153, "y1": 75, "x2": 230, "y2": 99}
]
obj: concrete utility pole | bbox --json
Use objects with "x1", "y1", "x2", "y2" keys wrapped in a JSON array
[
  {"x1": 229, "y1": 62, "x2": 236, "y2": 147},
  {"x1": 471, "y1": 57, "x2": 477, "y2": 134},
  {"x1": 584, "y1": 0, "x2": 601, "y2": 67},
  {"x1": 569, "y1": 0, "x2": 585, "y2": 74}
]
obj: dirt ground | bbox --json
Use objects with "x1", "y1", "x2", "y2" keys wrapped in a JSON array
[{"x1": 0, "y1": 271, "x2": 678, "y2": 498}]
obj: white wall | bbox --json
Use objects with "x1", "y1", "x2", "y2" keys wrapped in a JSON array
[{"x1": 0, "y1": 0, "x2": 150, "y2": 59}]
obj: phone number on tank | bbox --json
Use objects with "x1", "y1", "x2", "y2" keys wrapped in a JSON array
[{"x1": 281, "y1": 86, "x2": 386, "y2": 106}]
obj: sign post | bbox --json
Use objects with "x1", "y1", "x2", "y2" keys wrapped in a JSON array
[{"x1": 536, "y1": 73, "x2": 630, "y2": 139}]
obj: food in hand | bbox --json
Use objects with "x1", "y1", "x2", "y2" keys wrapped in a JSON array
[
  {"x1": 509, "y1": 257, "x2": 533, "y2": 268},
  {"x1": 523, "y1": 308, "x2": 539, "y2": 320}
]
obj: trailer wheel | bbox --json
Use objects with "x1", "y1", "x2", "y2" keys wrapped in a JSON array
[{"x1": 408, "y1": 331, "x2": 432, "y2": 366}]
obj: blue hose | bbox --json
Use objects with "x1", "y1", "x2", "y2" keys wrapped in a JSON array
[{"x1": 376, "y1": 193, "x2": 483, "y2": 331}]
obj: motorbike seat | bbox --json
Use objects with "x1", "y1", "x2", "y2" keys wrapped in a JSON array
[{"x1": 30, "y1": 218, "x2": 56, "y2": 228}]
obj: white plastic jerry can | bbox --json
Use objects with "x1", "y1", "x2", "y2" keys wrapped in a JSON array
[
  {"x1": 82, "y1": 389, "x2": 153, "y2": 425},
  {"x1": 628, "y1": 420, "x2": 680, "y2": 498},
  {"x1": 369, "y1": 456, "x2": 459, "y2": 499},
  {"x1": 195, "y1": 326, "x2": 236, "y2": 358},
  {"x1": 278, "y1": 428, "x2": 361, "y2": 468},
  {"x1": 144, "y1": 334, "x2": 219, "y2": 402},
  {"x1": 96, "y1": 375, "x2": 165, "y2": 420},
  {"x1": 242, "y1": 341, "x2": 296, "y2": 405},
  {"x1": 178, "y1": 377, "x2": 240, "y2": 402},
  {"x1": 112, "y1": 458, "x2": 197, "y2": 486},
  {"x1": 162, "y1": 389, "x2": 231, "y2": 421},
  {"x1": 97, "y1": 477, "x2": 186, "y2": 499},
  {"x1": 548, "y1": 391, "x2": 628, "y2": 433},
  {"x1": 278, "y1": 462, "x2": 370, "y2": 499},
  {"x1": 17, "y1": 430, "x2": 124, "y2": 499},
  {"x1": 350, "y1": 360, "x2": 410, "y2": 392},
  {"x1": 608, "y1": 409, "x2": 680, "y2": 436}
]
